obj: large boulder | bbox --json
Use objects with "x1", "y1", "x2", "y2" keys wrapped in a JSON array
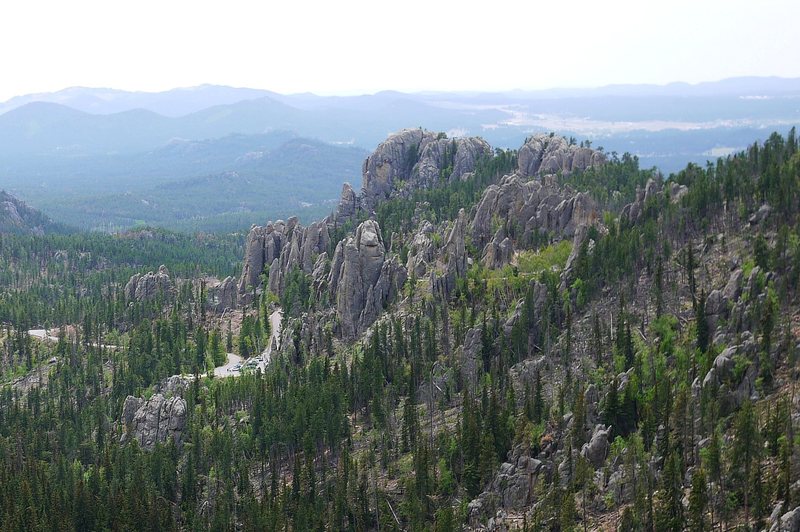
[
  {"x1": 120, "y1": 393, "x2": 187, "y2": 450},
  {"x1": 208, "y1": 276, "x2": 237, "y2": 312},
  {"x1": 581, "y1": 424, "x2": 611, "y2": 468},
  {"x1": 770, "y1": 506, "x2": 800, "y2": 532}
]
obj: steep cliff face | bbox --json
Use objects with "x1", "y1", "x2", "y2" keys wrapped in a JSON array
[
  {"x1": 470, "y1": 174, "x2": 600, "y2": 268},
  {"x1": 238, "y1": 220, "x2": 287, "y2": 296},
  {"x1": 359, "y1": 129, "x2": 491, "y2": 212},
  {"x1": 517, "y1": 134, "x2": 605, "y2": 178},
  {"x1": 120, "y1": 393, "x2": 187, "y2": 450},
  {"x1": 207, "y1": 276, "x2": 237, "y2": 312},
  {"x1": 266, "y1": 218, "x2": 331, "y2": 295},
  {"x1": 238, "y1": 131, "x2": 604, "y2": 333},
  {"x1": 124, "y1": 265, "x2": 174, "y2": 302},
  {"x1": 238, "y1": 217, "x2": 330, "y2": 300},
  {"x1": 328, "y1": 220, "x2": 406, "y2": 339}
]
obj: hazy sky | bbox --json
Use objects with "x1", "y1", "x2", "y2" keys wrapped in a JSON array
[{"x1": 1, "y1": 0, "x2": 798, "y2": 101}]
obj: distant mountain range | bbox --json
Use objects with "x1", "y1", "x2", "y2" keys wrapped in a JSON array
[
  {"x1": 3, "y1": 77, "x2": 800, "y2": 116},
  {"x1": 5, "y1": 131, "x2": 366, "y2": 233},
  {"x1": 0, "y1": 77, "x2": 797, "y2": 233}
]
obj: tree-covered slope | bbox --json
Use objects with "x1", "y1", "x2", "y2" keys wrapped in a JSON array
[{"x1": 0, "y1": 128, "x2": 799, "y2": 531}]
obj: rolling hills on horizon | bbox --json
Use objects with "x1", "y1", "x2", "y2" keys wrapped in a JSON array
[{"x1": 0, "y1": 77, "x2": 798, "y2": 233}]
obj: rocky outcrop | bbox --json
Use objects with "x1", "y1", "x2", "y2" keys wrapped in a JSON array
[
  {"x1": 470, "y1": 174, "x2": 600, "y2": 250},
  {"x1": 329, "y1": 220, "x2": 406, "y2": 338},
  {"x1": 749, "y1": 203, "x2": 772, "y2": 225},
  {"x1": 581, "y1": 424, "x2": 611, "y2": 468},
  {"x1": 701, "y1": 341, "x2": 760, "y2": 415},
  {"x1": 406, "y1": 221, "x2": 436, "y2": 278},
  {"x1": 770, "y1": 505, "x2": 800, "y2": 532},
  {"x1": 311, "y1": 252, "x2": 329, "y2": 295},
  {"x1": 332, "y1": 182, "x2": 360, "y2": 225},
  {"x1": 120, "y1": 393, "x2": 187, "y2": 450},
  {"x1": 238, "y1": 220, "x2": 287, "y2": 295},
  {"x1": 124, "y1": 265, "x2": 173, "y2": 302},
  {"x1": 668, "y1": 181, "x2": 689, "y2": 203},
  {"x1": 208, "y1": 276, "x2": 237, "y2": 312},
  {"x1": 414, "y1": 136, "x2": 492, "y2": 186},
  {"x1": 155, "y1": 375, "x2": 189, "y2": 397},
  {"x1": 482, "y1": 228, "x2": 514, "y2": 269},
  {"x1": 238, "y1": 217, "x2": 330, "y2": 299},
  {"x1": 460, "y1": 328, "x2": 483, "y2": 391},
  {"x1": 431, "y1": 209, "x2": 469, "y2": 298},
  {"x1": 704, "y1": 267, "x2": 744, "y2": 333},
  {"x1": 621, "y1": 178, "x2": 661, "y2": 223},
  {"x1": 360, "y1": 129, "x2": 490, "y2": 211},
  {"x1": 517, "y1": 134, "x2": 605, "y2": 178},
  {"x1": 467, "y1": 441, "x2": 550, "y2": 526}
]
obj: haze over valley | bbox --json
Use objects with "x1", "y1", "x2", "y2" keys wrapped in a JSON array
[
  {"x1": 3, "y1": 1, "x2": 800, "y2": 530},
  {"x1": 2, "y1": 77, "x2": 799, "y2": 231}
]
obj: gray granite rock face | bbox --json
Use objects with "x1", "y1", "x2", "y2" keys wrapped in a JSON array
[
  {"x1": 208, "y1": 276, "x2": 237, "y2": 312},
  {"x1": 238, "y1": 217, "x2": 330, "y2": 299},
  {"x1": 333, "y1": 182, "x2": 359, "y2": 225},
  {"x1": 120, "y1": 393, "x2": 187, "y2": 450},
  {"x1": 482, "y1": 228, "x2": 514, "y2": 269},
  {"x1": 467, "y1": 441, "x2": 549, "y2": 526},
  {"x1": 517, "y1": 134, "x2": 605, "y2": 178},
  {"x1": 406, "y1": 221, "x2": 435, "y2": 278},
  {"x1": 359, "y1": 129, "x2": 490, "y2": 212},
  {"x1": 460, "y1": 328, "x2": 483, "y2": 391},
  {"x1": 330, "y1": 220, "x2": 406, "y2": 339},
  {"x1": 470, "y1": 174, "x2": 600, "y2": 251},
  {"x1": 770, "y1": 505, "x2": 800, "y2": 532},
  {"x1": 431, "y1": 209, "x2": 469, "y2": 298},
  {"x1": 581, "y1": 424, "x2": 611, "y2": 468},
  {"x1": 125, "y1": 265, "x2": 174, "y2": 302},
  {"x1": 414, "y1": 136, "x2": 492, "y2": 187},
  {"x1": 238, "y1": 221, "x2": 286, "y2": 295}
]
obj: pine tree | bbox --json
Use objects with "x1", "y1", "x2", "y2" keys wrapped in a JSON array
[
  {"x1": 559, "y1": 489, "x2": 578, "y2": 532},
  {"x1": 654, "y1": 450, "x2": 683, "y2": 532},
  {"x1": 730, "y1": 399, "x2": 760, "y2": 527},
  {"x1": 654, "y1": 256, "x2": 664, "y2": 318},
  {"x1": 686, "y1": 244, "x2": 697, "y2": 307},
  {"x1": 478, "y1": 431, "x2": 496, "y2": 486},
  {"x1": 571, "y1": 389, "x2": 587, "y2": 447},
  {"x1": 688, "y1": 467, "x2": 708, "y2": 532},
  {"x1": 695, "y1": 290, "x2": 709, "y2": 354},
  {"x1": 624, "y1": 321, "x2": 635, "y2": 370}
]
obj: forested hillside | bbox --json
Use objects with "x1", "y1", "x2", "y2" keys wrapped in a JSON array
[{"x1": 1, "y1": 128, "x2": 799, "y2": 531}]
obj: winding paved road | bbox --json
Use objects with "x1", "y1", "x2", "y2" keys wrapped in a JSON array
[{"x1": 213, "y1": 308, "x2": 282, "y2": 377}]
